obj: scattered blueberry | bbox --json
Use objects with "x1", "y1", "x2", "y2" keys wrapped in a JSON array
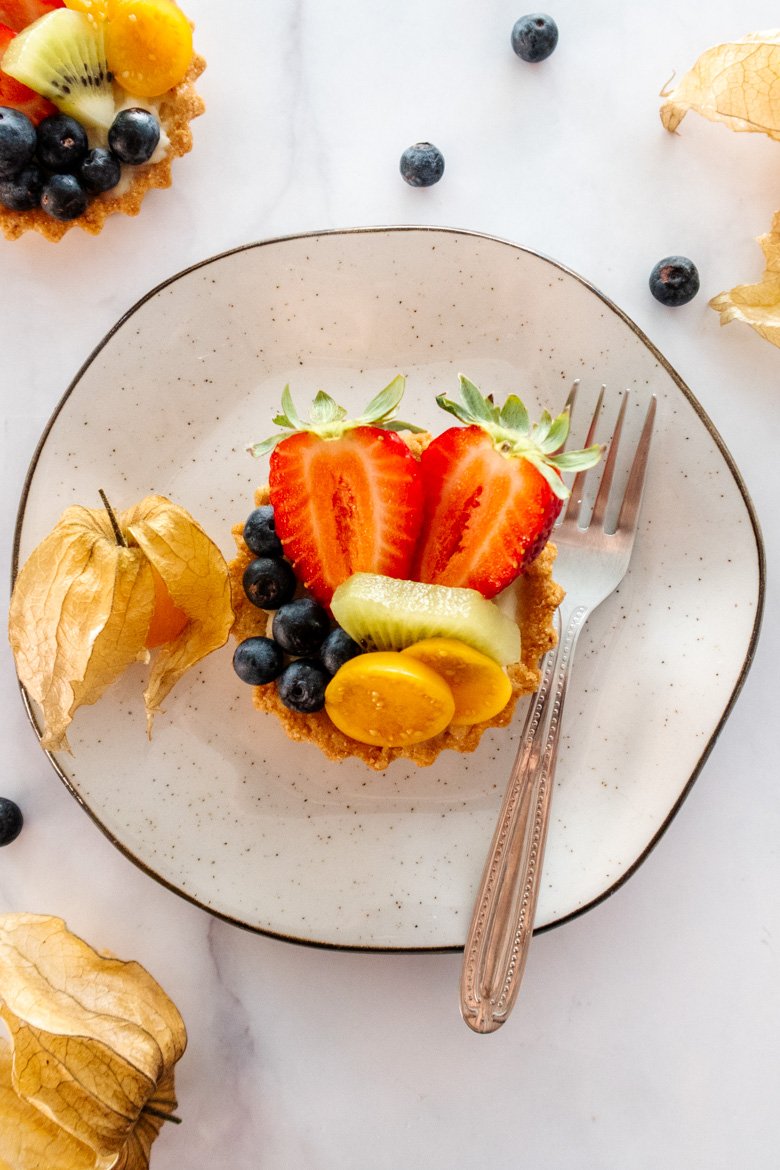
[
  {"x1": 0, "y1": 797, "x2": 23, "y2": 846},
  {"x1": 36, "y1": 113, "x2": 88, "y2": 173},
  {"x1": 0, "y1": 163, "x2": 43, "y2": 211},
  {"x1": 243, "y1": 506, "x2": 283, "y2": 558},
  {"x1": 319, "y1": 627, "x2": 363, "y2": 675},
  {"x1": 649, "y1": 256, "x2": 700, "y2": 306},
  {"x1": 511, "y1": 13, "x2": 559, "y2": 62},
  {"x1": 243, "y1": 556, "x2": 297, "y2": 610},
  {"x1": 276, "y1": 658, "x2": 329, "y2": 713},
  {"x1": 0, "y1": 107, "x2": 36, "y2": 177},
  {"x1": 272, "y1": 598, "x2": 330, "y2": 657},
  {"x1": 233, "y1": 636, "x2": 285, "y2": 686},
  {"x1": 79, "y1": 146, "x2": 122, "y2": 194},
  {"x1": 40, "y1": 172, "x2": 89, "y2": 221},
  {"x1": 108, "y1": 108, "x2": 160, "y2": 165},
  {"x1": 400, "y1": 141, "x2": 445, "y2": 187}
]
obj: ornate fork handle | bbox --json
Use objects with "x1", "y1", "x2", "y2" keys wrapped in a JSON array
[{"x1": 460, "y1": 602, "x2": 589, "y2": 1034}]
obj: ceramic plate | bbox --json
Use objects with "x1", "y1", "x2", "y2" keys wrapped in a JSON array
[{"x1": 13, "y1": 227, "x2": 764, "y2": 950}]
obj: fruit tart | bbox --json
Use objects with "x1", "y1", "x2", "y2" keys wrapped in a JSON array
[
  {"x1": 228, "y1": 375, "x2": 602, "y2": 771},
  {"x1": 0, "y1": 0, "x2": 204, "y2": 240}
]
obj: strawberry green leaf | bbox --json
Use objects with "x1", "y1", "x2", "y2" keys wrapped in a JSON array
[
  {"x1": 459, "y1": 375, "x2": 500, "y2": 425},
  {"x1": 246, "y1": 434, "x2": 285, "y2": 458},
  {"x1": 433, "y1": 375, "x2": 603, "y2": 495},
  {"x1": 499, "y1": 395, "x2": 529, "y2": 432},
  {"x1": 359, "y1": 375, "x2": 407, "y2": 424},
  {"x1": 309, "y1": 391, "x2": 348, "y2": 426},
  {"x1": 434, "y1": 394, "x2": 477, "y2": 426},
  {"x1": 548, "y1": 446, "x2": 603, "y2": 471},
  {"x1": 249, "y1": 375, "x2": 415, "y2": 456},
  {"x1": 539, "y1": 410, "x2": 571, "y2": 453},
  {"x1": 279, "y1": 385, "x2": 300, "y2": 428}
]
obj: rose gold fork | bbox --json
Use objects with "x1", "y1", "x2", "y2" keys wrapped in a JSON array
[{"x1": 460, "y1": 386, "x2": 656, "y2": 1034}]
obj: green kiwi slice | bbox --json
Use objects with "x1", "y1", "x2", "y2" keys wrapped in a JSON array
[
  {"x1": 330, "y1": 573, "x2": 522, "y2": 666},
  {"x1": 2, "y1": 10, "x2": 115, "y2": 132}
]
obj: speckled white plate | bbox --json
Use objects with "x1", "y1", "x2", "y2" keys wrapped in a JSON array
[{"x1": 13, "y1": 227, "x2": 764, "y2": 950}]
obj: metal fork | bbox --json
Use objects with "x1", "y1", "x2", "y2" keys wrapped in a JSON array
[{"x1": 459, "y1": 386, "x2": 656, "y2": 1034}]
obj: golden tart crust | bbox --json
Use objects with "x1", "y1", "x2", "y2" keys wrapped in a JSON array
[
  {"x1": 0, "y1": 53, "x2": 205, "y2": 242},
  {"x1": 229, "y1": 486, "x2": 563, "y2": 772}
]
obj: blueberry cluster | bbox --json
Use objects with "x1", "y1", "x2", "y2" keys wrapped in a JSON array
[
  {"x1": 0, "y1": 105, "x2": 160, "y2": 220},
  {"x1": 233, "y1": 506, "x2": 363, "y2": 713}
]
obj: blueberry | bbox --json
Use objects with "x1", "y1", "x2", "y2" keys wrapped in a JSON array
[
  {"x1": 79, "y1": 146, "x2": 121, "y2": 194},
  {"x1": 511, "y1": 13, "x2": 559, "y2": 62},
  {"x1": 649, "y1": 256, "x2": 700, "y2": 306},
  {"x1": 272, "y1": 598, "x2": 330, "y2": 656},
  {"x1": 233, "y1": 636, "x2": 285, "y2": 685},
  {"x1": 40, "y1": 172, "x2": 89, "y2": 220},
  {"x1": 0, "y1": 797, "x2": 23, "y2": 846},
  {"x1": 108, "y1": 108, "x2": 160, "y2": 165},
  {"x1": 243, "y1": 556, "x2": 297, "y2": 609},
  {"x1": 399, "y1": 141, "x2": 445, "y2": 187},
  {"x1": 0, "y1": 163, "x2": 43, "y2": 210},
  {"x1": 276, "y1": 658, "x2": 329, "y2": 713},
  {"x1": 243, "y1": 505, "x2": 284, "y2": 558},
  {"x1": 0, "y1": 107, "x2": 36, "y2": 177},
  {"x1": 319, "y1": 627, "x2": 363, "y2": 675},
  {"x1": 36, "y1": 113, "x2": 88, "y2": 173}
]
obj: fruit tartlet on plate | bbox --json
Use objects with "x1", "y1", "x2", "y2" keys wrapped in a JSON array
[
  {"x1": 228, "y1": 376, "x2": 601, "y2": 771},
  {"x1": 0, "y1": 0, "x2": 204, "y2": 240}
]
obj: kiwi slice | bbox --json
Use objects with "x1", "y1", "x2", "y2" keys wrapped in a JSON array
[
  {"x1": 330, "y1": 573, "x2": 521, "y2": 667},
  {"x1": 2, "y1": 10, "x2": 115, "y2": 132}
]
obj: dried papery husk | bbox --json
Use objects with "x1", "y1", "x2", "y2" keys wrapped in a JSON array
[
  {"x1": 8, "y1": 495, "x2": 234, "y2": 751},
  {"x1": 8, "y1": 506, "x2": 155, "y2": 752},
  {"x1": 123, "y1": 496, "x2": 235, "y2": 732},
  {"x1": 709, "y1": 209, "x2": 780, "y2": 346},
  {"x1": 0, "y1": 914, "x2": 187, "y2": 1170},
  {"x1": 660, "y1": 30, "x2": 780, "y2": 139}
]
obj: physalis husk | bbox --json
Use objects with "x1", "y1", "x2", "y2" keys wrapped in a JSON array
[
  {"x1": 660, "y1": 30, "x2": 780, "y2": 140},
  {"x1": 8, "y1": 494, "x2": 234, "y2": 752},
  {"x1": 660, "y1": 30, "x2": 780, "y2": 347},
  {"x1": 0, "y1": 913, "x2": 187, "y2": 1170}
]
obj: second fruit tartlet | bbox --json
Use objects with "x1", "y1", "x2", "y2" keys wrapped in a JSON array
[{"x1": 0, "y1": 0, "x2": 204, "y2": 240}]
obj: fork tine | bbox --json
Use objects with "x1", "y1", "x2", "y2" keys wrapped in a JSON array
[
  {"x1": 562, "y1": 378, "x2": 579, "y2": 417},
  {"x1": 562, "y1": 384, "x2": 605, "y2": 522},
  {"x1": 590, "y1": 390, "x2": 629, "y2": 530},
  {"x1": 615, "y1": 395, "x2": 656, "y2": 536}
]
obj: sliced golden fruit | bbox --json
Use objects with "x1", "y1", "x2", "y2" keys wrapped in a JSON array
[
  {"x1": 144, "y1": 560, "x2": 189, "y2": 648},
  {"x1": 330, "y1": 572, "x2": 521, "y2": 666},
  {"x1": 106, "y1": 0, "x2": 193, "y2": 97},
  {"x1": 401, "y1": 637, "x2": 513, "y2": 726},
  {"x1": 63, "y1": 0, "x2": 109, "y2": 26},
  {"x1": 324, "y1": 651, "x2": 455, "y2": 747}
]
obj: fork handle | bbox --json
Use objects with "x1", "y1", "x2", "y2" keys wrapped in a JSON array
[{"x1": 459, "y1": 605, "x2": 587, "y2": 1033}]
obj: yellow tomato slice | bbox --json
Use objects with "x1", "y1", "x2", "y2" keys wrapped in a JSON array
[
  {"x1": 144, "y1": 562, "x2": 189, "y2": 649},
  {"x1": 106, "y1": 0, "x2": 193, "y2": 98},
  {"x1": 401, "y1": 638, "x2": 512, "y2": 726},
  {"x1": 324, "y1": 652, "x2": 455, "y2": 747}
]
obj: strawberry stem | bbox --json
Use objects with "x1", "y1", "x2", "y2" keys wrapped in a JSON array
[{"x1": 98, "y1": 489, "x2": 127, "y2": 547}]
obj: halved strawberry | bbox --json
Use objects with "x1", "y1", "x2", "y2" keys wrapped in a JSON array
[
  {"x1": 0, "y1": 21, "x2": 57, "y2": 121},
  {"x1": 249, "y1": 377, "x2": 425, "y2": 608},
  {"x1": 0, "y1": 0, "x2": 63, "y2": 32},
  {"x1": 412, "y1": 376, "x2": 602, "y2": 597}
]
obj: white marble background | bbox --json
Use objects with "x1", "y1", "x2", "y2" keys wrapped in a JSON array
[{"x1": 1, "y1": 1, "x2": 779, "y2": 1166}]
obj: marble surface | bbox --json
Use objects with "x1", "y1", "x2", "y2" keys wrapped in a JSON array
[{"x1": 1, "y1": 1, "x2": 778, "y2": 1166}]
